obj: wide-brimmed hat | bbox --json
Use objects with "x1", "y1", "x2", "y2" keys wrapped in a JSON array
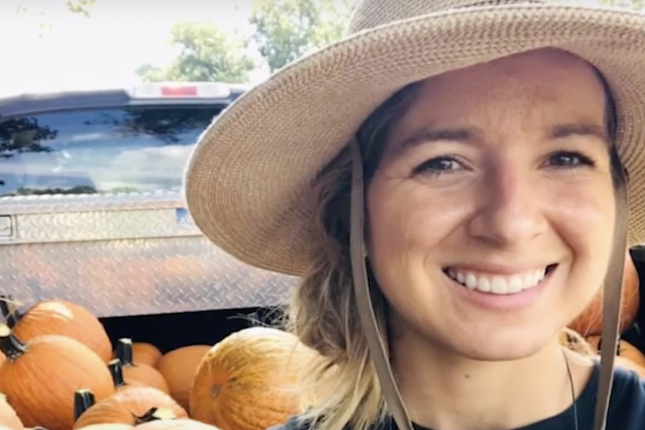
[{"x1": 184, "y1": 0, "x2": 645, "y2": 278}]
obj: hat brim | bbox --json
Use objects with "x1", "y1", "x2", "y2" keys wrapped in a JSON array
[{"x1": 184, "y1": 4, "x2": 645, "y2": 277}]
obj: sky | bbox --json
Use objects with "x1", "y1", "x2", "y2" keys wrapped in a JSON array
[{"x1": 0, "y1": 0, "x2": 265, "y2": 96}]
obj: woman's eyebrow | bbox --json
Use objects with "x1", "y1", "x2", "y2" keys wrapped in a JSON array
[
  {"x1": 392, "y1": 126, "x2": 476, "y2": 156},
  {"x1": 550, "y1": 123, "x2": 609, "y2": 144}
]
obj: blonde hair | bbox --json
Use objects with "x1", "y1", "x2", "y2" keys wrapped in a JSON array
[{"x1": 284, "y1": 82, "x2": 422, "y2": 430}]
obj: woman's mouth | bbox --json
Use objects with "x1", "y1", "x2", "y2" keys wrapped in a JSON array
[{"x1": 442, "y1": 264, "x2": 558, "y2": 295}]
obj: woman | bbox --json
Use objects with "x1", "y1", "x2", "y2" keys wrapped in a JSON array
[{"x1": 184, "y1": 0, "x2": 645, "y2": 429}]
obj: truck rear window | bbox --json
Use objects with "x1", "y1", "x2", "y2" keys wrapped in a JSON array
[{"x1": 0, "y1": 105, "x2": 223, "y2": 198}]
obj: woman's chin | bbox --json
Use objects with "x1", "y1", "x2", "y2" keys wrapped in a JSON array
[{"x1": 435, "y1": 326, "x2": 560, "y2": 363}]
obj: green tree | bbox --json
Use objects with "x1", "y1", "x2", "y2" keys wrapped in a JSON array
[
  {"x1": 249, "y1": 0, "x2": 352, "y2": 72},
  {"x1": 136, "y1": 22, "x2": 256, "y2": 84},
  {"x1": 15, "y1": 0, "x2": 96, "y2": 35}
]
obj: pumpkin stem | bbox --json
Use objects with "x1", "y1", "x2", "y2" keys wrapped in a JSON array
[
  {"x1": 115, "y1": 338, "x2": 135, "y2": 366},
  {"x1": 135, "y1": 407, "x2": 177, "y2": 424},
  {"x1": 73, "y1": 389, "x2": 96, "y2": 421},
  {"x1": 0, "y1": 323, "x2": 26, "y2": 360},
  {"x1": 0, "y1": 296, "x2": 21, "y2": 328},
  {"x1": 108, "y1": 358, "x2": 127, "y2": 388}
]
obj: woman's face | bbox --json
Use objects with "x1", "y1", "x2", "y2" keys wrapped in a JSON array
[{"x1": 366, "y1": 48, "x2": 616, "y2": 361}]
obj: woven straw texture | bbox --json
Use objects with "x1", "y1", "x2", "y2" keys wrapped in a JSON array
[{"x1": 184, "y1": 0, "x2": 645, "y2": 277}]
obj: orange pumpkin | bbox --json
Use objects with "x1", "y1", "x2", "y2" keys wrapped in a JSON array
[
  {"x1": 111, "y1": 343, "x2": 162, "y2": 368},
  {"x1": 0, "y1": 323, "x2": 115, "y2": 430},
  {"x1": 136, "y1": 419, "x2": 221, "y2": 430},
  {"x1": 0, "y1": 297, "x2": 112, "y2": 362},
  {"x1": 114, "y1": 339, "x2": 169, "y2": 394},
  {"x1": 586, "y1": 335, "x2": 645, "y2": 368},
  {"x1": 568, "y1": 251, "x2": 640, "y2": 336},
  {"x1": 189, "y1": 327, "x2": 322, "y2": 430},
  {"x1": 72, "y1": 387, "x2": 187, "y2": 429},
  {"x1": 108, "y1": 359, "x2": 147, "y2": 392},
  {"x1": 132, "y1": 343, "x2": 163, "y2": 368},
  {"x1": 73, "y1": 424, "x2": 133, "y2": 430},
  {"x1": 156, "y1": 345, "x2": 210, "y2": 410},
  {"x1": 0, "y1": 394, "x2": 23, "y2": 430}
]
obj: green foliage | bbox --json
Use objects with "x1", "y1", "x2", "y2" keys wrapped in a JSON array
[
  {"x1": 136, "y1": 22, "x2": 256, "y2": 83},
  {"x1": 249, "y1": 0, "x2": 351, "y2": 72}
]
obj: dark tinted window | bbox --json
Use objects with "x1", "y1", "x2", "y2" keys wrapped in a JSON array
[{"x1": 0, "y1": 105, "x2": 223, "y2": 198}]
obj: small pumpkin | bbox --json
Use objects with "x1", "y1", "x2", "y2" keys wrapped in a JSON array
[
  {"x1": 72, "y1": 387, "x2": 187, "y2": 429},
  {"x1": 108, "y1": 359, "x2": 147, "y2": 392},
  {"x1": 111, "y1": 343, "x2": 162, "y2": 368},
  {"x1": 136, "y1": 419, "x2": 221, "y2": 430},
  {"x1": 189, "y1": 327, "x2": 322, "y2": 430},
  {"x1": 586, "y1": 335, "x2": 645, "y2": 368},
  {"x1": 0, "y1": 323, "x2": 115, "y2": 430},
  {"x1": 156, "y1": 345, "x2": 210, "y2": 411},
  {"x1": 0, "y1": 394, "x2": 23, "y2": 430},
  {"x1": 0, "y1": 296, "x2": 112, "y2": 362},
  {"x1": 567, "y1": 252, "x2": 640, "y2": 336},
  {"x1": 114, "y1": 339, "x2": 169, "y2": 394},
  {"x1": 132, "y1": 343, "x2": 162, "y2": 368}
]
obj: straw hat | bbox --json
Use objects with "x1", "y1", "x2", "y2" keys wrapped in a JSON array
[{"x1": 184, "y1": 0, "x2": 645, "y2": 277}]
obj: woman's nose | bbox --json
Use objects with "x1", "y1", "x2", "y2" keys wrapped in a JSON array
[{"x1": 466, "y1": 166, "x2": 548, "y2": 248}]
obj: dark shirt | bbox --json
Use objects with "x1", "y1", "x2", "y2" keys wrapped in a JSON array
[{"x1": 271, "y1": 363, "x2": 645, "y2": 430}]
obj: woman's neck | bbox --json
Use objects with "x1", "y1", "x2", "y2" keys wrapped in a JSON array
[{"x1": 390, "y1": 330, "x2": 595, "y2": 430}]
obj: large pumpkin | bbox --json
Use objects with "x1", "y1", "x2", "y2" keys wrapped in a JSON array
[
  {"x1": 0, "y1": 297, "x2": 112, "y2": 362},
  {"x1": 73, "y1": 386, "x2": 187, "y2": 429},
  {"x1": 568, "y1": 251, "x2": 640, "y2": 336},
  {"x1": 0, "y1": 324, "x2": 115, "y2": 430},
  {"x1": 189, "y1": 327, "x2": 322, "y2": 430},
  {"x1": 156, "y1": 345, "x2": 211, "y2": 411},
  {"x1": 136, "y1": 419, "x2": 221, "y2": 430}
]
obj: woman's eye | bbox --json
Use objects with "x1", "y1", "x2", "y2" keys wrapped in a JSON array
[
  {"x1": 412, "y1": 157, "x2": 463, "y2": 176},
  {"x1": 546, "y1": 151, "x2": 595, "y2": 168}
]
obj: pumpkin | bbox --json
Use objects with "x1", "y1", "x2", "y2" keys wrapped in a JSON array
[
  {"x1": 189, "y1": 327, "x2": 321, "y2": 430},
  {"x1": 73, "y1": 425, "x2": 133, "y2": 430},
  {"x1": 0, "y1": 297, "x2": 112, "y2": 362},
  {"x1": 136, "y1": 419, "x2": 221, "y2": 430},
  {"x1": 111, "y1": 343, "x2": 162, "y2": 368},
  {"x1": 557, "y1": 328, "x2": 594, "y2": 356},
  {"x1": 156, "y1": 345, "x2": 211, "y2": 411},
  {"x1": 108, "y1": 359, "x2": 147, "y2": 392},
  {"x1": 132, "y1": 343, "x2": 163, "y2": 368},
  {"x1": 586, "y1": 335, "x2": 645, "y2": 368},
  {"x1": 72, "y1": 387, "x2": 187, "y2": 429},
  {"x1": 0, "y1": 394, "x2": 23, "y2": 430},
  {"x1": 114, "y1": 339, "x2": 169, "y2": 394},
  {"x1": 0, "y1": 323, "x2": 115, "y2": 430},
  {"x1": 568, "y1": 251, "x2": 640, "y2": 336}
]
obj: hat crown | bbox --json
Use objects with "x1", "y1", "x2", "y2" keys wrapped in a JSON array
[{"x1": 347, "y1": 0, "x2": 551, "y2": 34}]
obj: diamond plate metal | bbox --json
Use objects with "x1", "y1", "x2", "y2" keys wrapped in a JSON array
[{"x1": 0, "y1": 193, "x2": 298, "y2": 317}]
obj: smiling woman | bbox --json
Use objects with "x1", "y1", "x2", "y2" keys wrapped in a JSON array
[{"x1": 182, "y1": 0, "x2": 645, "y2": 430}]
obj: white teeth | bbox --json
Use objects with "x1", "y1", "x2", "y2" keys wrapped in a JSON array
[{"x1": 446, "y1": 267, "x2": 547, "y2": 294}]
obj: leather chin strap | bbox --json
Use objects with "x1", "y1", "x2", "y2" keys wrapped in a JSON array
[{"x1": 349, "y1": 139, "x2": 629, "y2": 430}]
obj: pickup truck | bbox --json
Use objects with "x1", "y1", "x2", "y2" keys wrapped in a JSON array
[{"x1": 0, "y1": 82, "x2": 299, "y2": 351}]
